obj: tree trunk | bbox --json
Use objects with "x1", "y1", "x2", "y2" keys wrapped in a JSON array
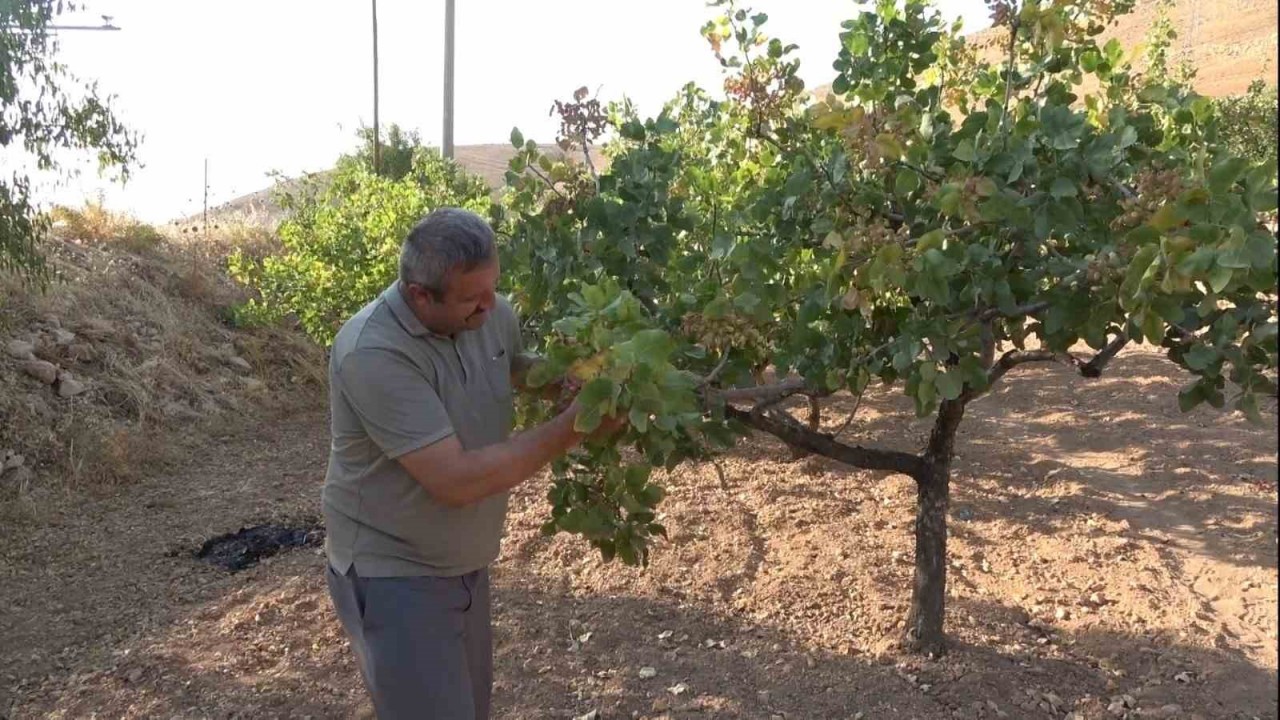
[
  {"x1": 903, "y1": 397, "x2": 966, "y2": 656},
  {"x1": 788, "y1": 396, "x2": 822, "y2": 460}
]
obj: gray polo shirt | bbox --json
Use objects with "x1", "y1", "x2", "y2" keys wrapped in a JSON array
[{"x1": 322, "y1": 281, "x2": 521, "y2": 577}]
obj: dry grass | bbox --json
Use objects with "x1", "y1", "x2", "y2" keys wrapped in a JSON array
[
  {"x1": 0, "y1": 203, "x2": 324, "y2": 514},
  {"x1": 50, "y1": 198, "x2": 165, "y2": 253}
]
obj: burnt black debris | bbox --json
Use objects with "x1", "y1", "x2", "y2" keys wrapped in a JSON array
[{"x1": 195, "y1": 524, "x2": 325, "y2": 572}]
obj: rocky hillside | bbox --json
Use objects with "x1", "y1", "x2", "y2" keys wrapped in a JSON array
[{"x1": 0, "y1": 216, "x2": 326, "y2": 511}]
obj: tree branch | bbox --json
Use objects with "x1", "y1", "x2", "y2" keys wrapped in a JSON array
[
  {"x1": 833, "y1": 386, "x2": 867, "y2": 441},
  {"x1": 998, "y1": 13, "x2": 1021, "y2": 144},
  {"x1": 527, "y1": 164, "x2": 568, "y2": 200},
  {"x1": 893, "y1": 160, "x2": 944, "y2": 183},
  {"x1": 980, "y1": 333, "x2": 1130, "y2": 393},
  {"x1": 1082, "y1": 334, "x2": 1129, "y2": 376},
  {"x1": 725, "y1": 406, "x2": 924, "y2": 477},
  {"x1": 972, "y1": 268, "x2": 1090, "y2": 322},
  {"x1": 699, "y1": 348, "x2": 734, "y2": 388},
  {"x1": 977, "y1": 300, "x2": 1051, "y2": 322},
  {"x1": 580, "y1": 132, "x2": 600, "y2": 192},
  {"x1": 713, "y1": 377, "x2": 810, "y2": 405}
]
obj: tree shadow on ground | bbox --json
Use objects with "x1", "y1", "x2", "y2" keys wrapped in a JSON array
[
  {"x1": 722, "y1": 349, "x2": 1277, "y2": 573},
  {"x1": 16, "y1": 554, "x2": 1277, "y2": 719}
]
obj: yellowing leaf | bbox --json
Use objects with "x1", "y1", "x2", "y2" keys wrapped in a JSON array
[
  {"x1": 915, "y1": 229, "x2": 945, "y2": 252},
  {"x1": 874, "y1": 133, "x2": 906, "y2": 160},
  {"x1": 1147, "y1": 204, "x2": 1184, "y2": 231},
  {"x1": 568, "y1": 352, "x2": 608, "y2": 382}
]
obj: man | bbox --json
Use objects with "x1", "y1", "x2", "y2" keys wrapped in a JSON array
[{"x1": 323, "y1": 207, "x2": 615, "y2": 719}]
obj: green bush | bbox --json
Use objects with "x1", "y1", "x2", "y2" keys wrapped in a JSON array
[
  {"x1": 338, "y1": 123, "x2": 423, "y2": 181},
  {"x1": 1216, "y1": 80, "x2": 1278, "y2": 174},
  {"x1": 228, "y1": 146, "x2": 492, "y2": 345}
]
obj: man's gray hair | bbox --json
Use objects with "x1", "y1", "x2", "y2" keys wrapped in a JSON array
[{"x1": 399, "y1": 207, "x2": 497, "y2": 294}]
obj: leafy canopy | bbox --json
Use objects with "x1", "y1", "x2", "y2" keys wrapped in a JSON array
[
  {"x1": 234, "y1": 0, "x2": 1278, "y2": 566},
  {"x1": 498, "y1": 0, "x2": 1278, "y2": 562},
  {"x1": 1, "y1": 1, "x2": 138, "y2": 281},
  {"x1": 228, "y1": 141, "x2": 492, "y2": 345}
]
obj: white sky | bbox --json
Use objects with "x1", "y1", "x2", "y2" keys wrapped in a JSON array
[{"x1": 13, "y1": 1, "x2": 992, "y2": 223}]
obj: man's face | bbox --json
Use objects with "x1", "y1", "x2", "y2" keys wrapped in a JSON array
[{"x1": 409, "y1": 259, "x2": 500, "y2": 336}]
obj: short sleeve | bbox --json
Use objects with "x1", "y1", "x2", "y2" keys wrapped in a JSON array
[{"x1": 335, "y1": 349, "x2": 455, "y2": 458}]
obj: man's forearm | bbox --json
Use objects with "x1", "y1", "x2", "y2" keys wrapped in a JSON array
[{"x1": 438, "y1": 409, "x2": 582, "y2": 506}]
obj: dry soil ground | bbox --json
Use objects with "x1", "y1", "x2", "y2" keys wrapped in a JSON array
[{"x1": 1, "y1": 345, "x2": 1276, "y2": 719}]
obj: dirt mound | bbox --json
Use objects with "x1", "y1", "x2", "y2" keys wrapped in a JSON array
[{"x1": 0, "y1": 215, "x2": 326, "y2": 515}]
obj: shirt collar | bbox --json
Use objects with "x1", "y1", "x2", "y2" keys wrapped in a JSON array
[{"x1": 384, "y1": 281, "x2": 440, "y2": 339}]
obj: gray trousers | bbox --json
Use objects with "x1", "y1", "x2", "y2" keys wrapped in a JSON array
[{"x1": 326, "y1": 563, "x2": 493, "y2": 720}]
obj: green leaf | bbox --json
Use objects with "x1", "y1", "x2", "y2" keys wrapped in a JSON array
[
  {"x1": 1246, "y1": 233, "x2": 1276, "y2": 269},
  {"x1": 573, "y1": 405, "x2": 602, "y2": 434},
  {"x1": 1121, "y1": 244, "x2": 1161, "y2": 302},
  {"x1": 638, "y1": 484, "x2": 665, "y2": 508},
  {"x1": 1208, "y1": 157, "x2": 1250, "y2": 194},
  {"x1": 1137, "y1": 85, "x2": 1167, "y2": 103},
  {"x1": 939, "y1": 188, "x2": 963, "y2": 216},
  {"x1": 628, "y1": 330, "x2": 674, "y2": 366},
  {"x1": 1237, "y1": 392, "x2": 1263, "y2": 424},
  {"x1": 624, "y1": 463, "x2": 652, "y2": 491},
  {"x1": 1207, "y1": 265, "x2": 1233, "y2": 293},
  {"x1": 1177, "y1": 382, "x2": 1205, "y2": 412},
  {"x1": 895, "y1": 168, "x2": 922, "y2": 196},
  {"x1": 1139, "y1": 308, "x2": 1165, "y2": 344},
  {"x1": 1217, "y1": 236, "x2": 1252, "y2": 269},
  {"x1": 1176, "y1": 247, "x2": 1215, "y2": 275},
  {"x1": 510, "y1": 127, "x2": 524, "y2": 149},
  {"x1": 733, "y1": 291, "x2": 761, "y2": 314},
  {"x1": 1049, "y1": 177, "x2": 1077, "y2": 198},
  {"x1": 629, "y1": 407, "x2": 649, "y2": 433},
  {"x1": 935, "y1": 369, "x2": 965, "y2": 401},
  {"x1": 953, "y1": 140, "x2": 976, "y2": 163},
  {"x1": 1248, "y1": 185, "x2": 1279, "y2": 213},
  {"x1": 1183, "y1": 344, "x2": 1219, "y2": 371},
  {"x1": 578, "y1": 376, "x2": 618, "y2": 411}
]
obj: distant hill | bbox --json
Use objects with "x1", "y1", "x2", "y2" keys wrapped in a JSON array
[
  {"x1": 965, "y1": 0, "x2": 1277, "y2": 98},
  {"x1": 182, "y1": 143, "x2": 604, "y2": 228},
  {"x1": 813, "y1": 0, "x2": 1276, "y2": 101}
]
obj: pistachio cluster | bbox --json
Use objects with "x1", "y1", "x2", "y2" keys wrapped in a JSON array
[
  {"x1": 1111, "y1": 167, "x2": 1185, "y2": 229},
  {"x1": 681, "y1": 312, "x2": 768, "y2": 353}
]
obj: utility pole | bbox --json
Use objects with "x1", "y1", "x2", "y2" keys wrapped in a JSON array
[
  {"x1": 443, "y1": 0, "x2": 455, "y2": 159},
  {"x1": 372, "y1": 0, "x2": 381, "y2": 175}
]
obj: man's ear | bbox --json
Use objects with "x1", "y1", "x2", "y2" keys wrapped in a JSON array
[{"x1": 407, "y1": 283, "x2": 437, "y2": 307}]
